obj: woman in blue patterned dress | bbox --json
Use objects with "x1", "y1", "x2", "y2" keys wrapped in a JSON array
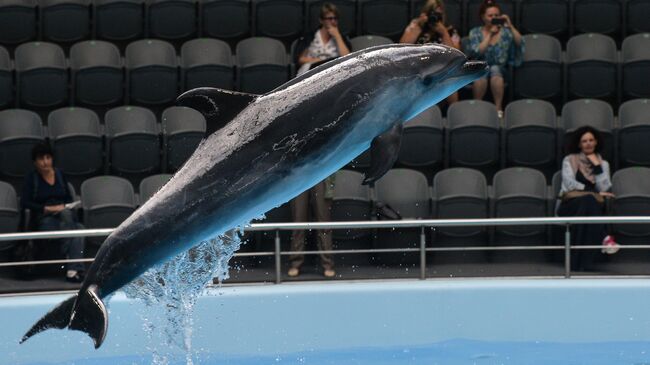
[{"x1": 467, "y1": 0, "x2": 524, "y2": 117}]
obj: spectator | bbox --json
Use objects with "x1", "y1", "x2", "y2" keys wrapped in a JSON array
[
  {"x1": 467, "y1": 0, "x2": 524, "y2": 118},
  {"x1": 557, "y1": 126, "x2": 619, "y2": 271},
  {"x1": 400, "y1": 0, "x2": 461, "y2": 104},
  {"x1": 288, "y1": 177, "x2": 336, "y2": 278},
  {"x1": 297, "y1": 2, "x2": 350, "y2": 76},
  {"x1": 22, "y1": 143, "x2": 85, "y2": 282}
]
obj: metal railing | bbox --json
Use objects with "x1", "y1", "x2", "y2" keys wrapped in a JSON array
[{"x1": 1, "y1": 216, "x2": 650, "y2": 284}]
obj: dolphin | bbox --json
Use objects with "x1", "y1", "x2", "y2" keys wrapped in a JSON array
[{"x1": 20, "y1": 43, "x2": 487, "y2": 349}]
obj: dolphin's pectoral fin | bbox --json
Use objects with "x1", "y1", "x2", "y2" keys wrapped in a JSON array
[
  {"x1": 20, "y1": 295, "x2": 77, "y2": 345},
  {"x1": 68, "y1": 285, "x2": 108, "y2": 349},
  {"x1": 362, "y1": 123, "x2": 403, "y2": 185},
  {"x1": 176, "y1": 87, "x2": 259, "y2": 133}
]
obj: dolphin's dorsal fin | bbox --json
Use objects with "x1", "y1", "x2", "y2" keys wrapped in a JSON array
[
  {"x1": 176, "y1": 87, "x2": 259, "y2": 134},
  {"x1": 363, "y1": 123, "x2": 403, "y2": 185},
  {"x1": 68, "y1": 285, "x2": 108, "y2": 349}
]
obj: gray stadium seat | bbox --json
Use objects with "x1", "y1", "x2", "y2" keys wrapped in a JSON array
[
  {"x1": 446, "y1": 100, "x2": 500, "y2": 182},
  {"x1": 94, "y1": 0, "x2": 145, "y2": 42},
  {"x1": 513, "y1": 34, "x2": 563, "y2": 101},
  {"x1": 626, "y1": 0, "x2": 650, "y2": 34},
  {"x1": 70, "y1": 40, "x2": 124, "y2": 107},
  {"x1": 235, "y1": 37, "x2": 289, "y2": 94},
  {"x1": 200, "y1": 0, "x2": 250, "y2": 41},
  {"x1": 139, "y1": 173, "x2": 172, "y2": 203},
  {"x1": 15, "y1": 42, "x2": 68, "y2": 108},
  {"x1": 561, "y1": 99, "x2": 616, "y2": 164},
  {"x1": 432, "y1": 167, "x2": 488, "y2": 263},
  {"x1": 465, "y1": 0, "x2": 515, "y2": 34},
  {"x1": 47, "y1": 107, "x2": 103, "y2": 180},
  {"x1": 39, "y1": 0, "x2": 91, "y2": 43},
  {"x1": 566, "y1": 33, "x2": 618, "y2": 101},
  {"x1": 349, "y1": 35, "x2": 393, "y2": 51},
  {"x1": 358, "y1": 0, "x2": 409, "y2": 42},
  {"x1": 618, "y1": 99, "x2": 650, "y2": 168},
  {"x1": 330, "y1": 169, "x2": 372, "y2": 264},
  {"x1": 0, "y1": 181, "x2": 19, "y2": 253},
  {"x1": 491, "y1": 167, "x2": 548, "y2": 262},
  {"x1": 0, "y1": 46, "x2": 13, "y2": 109},
  {"x1": 305, "y1": 0, "x2": 356, "y2": 36},
  {"x1": 411, "y1": 0, "x2": 461, "y2": 34},
  {"x1": 503, "y1": 99, "x2": 558, "y2": 179},
  {"x1": 398, "y1": 105, "x2": 444, "y2": 178},
  {"x1": 611, "y1": 168, "x2": 650, "y2": 254},
  {"x1": 181, "y1": 38, "x2": 234, "y2": 91},
  {"x1": 571, "y1": 0, "x2": 621, "y2": 37},
  {"x1": 125, "y1": 39, "x2": 179, "y2": 105},
  {"x1": 0, "y1": 0, "x2": 37, "y2": 45},
  {"x1": 0, "y1": 109, "x2": 44, "y2": 179},
  {"x1": 161, "y1": 106, "x2": 206, "y2": 172},
  {"x1": 621, "y1": 34, "x2": 650, "y2": 100},
  {"x1": 252, "y1": 0, "x2": 303, "y2": 44},
  {"x1": 104, "y1": 106, "x2": 161, "y2": 176},
  {"x1": 81, "y1": 175, "x2": 136, "y2": 245},
  {"x1": 147, "y1": 0, "x2": 197, "y2": 41},
  {"x1": 518, "y1": 0, "x2": 569, "y2": 37},
  {"x1": 373, "y1": 168, "x2": 431, "y2": 265}
]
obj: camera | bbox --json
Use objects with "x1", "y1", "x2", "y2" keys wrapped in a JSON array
[
  {"x1": 426, "y1": 11, "x2": 443, "y2": 28},
  {"x1": 491, "y1": 17, "x2": 505, "y2": 25}
]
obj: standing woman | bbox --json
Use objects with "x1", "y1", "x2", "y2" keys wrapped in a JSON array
[
  {"x1": 400, "y1": 0, "x2": 461, "y2": 104},
  {"x1": 297, "y1": 2, "x2": 350, "y2": 76},
  {"x1": 557, "y1": 126, "x2": 619, "y2": 271},
  {"x1": 467, "y1": 0, "x2": 524, "y2": 118}
]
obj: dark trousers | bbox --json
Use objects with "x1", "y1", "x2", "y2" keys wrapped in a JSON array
[
  {"x1": 557, "y1": 194, "x2": 607, "y2": 271},
  {"x1": 37, "y1": 209, "x2": 85, "y2": 272},
  {"x1": 289, "y1": 181, "x2": 334, "y2": 270}
]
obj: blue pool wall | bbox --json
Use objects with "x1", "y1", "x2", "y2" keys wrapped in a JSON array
[{"x1": 2, "y1": 279, "x2": 650, "y2": 364}]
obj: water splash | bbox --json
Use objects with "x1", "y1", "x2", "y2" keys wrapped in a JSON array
[{"x1": 123, "y1": 228, "x2": 245, "y2": 365}]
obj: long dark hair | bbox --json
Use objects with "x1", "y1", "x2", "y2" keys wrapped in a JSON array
[{"x1": 566, "y1": 125, "x2": 604, "y2": 154}]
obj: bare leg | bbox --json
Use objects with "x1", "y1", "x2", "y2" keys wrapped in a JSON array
[
  {"x1": 490, "y1": 75, "x2": 505, "y2": 112},
  {"x1": 289, "y1": 190, "x2": 309, "y2": 270},
  {"x1": 311, "y1": 181, "x2": 334, "y2": 271},
  {"x1": 472, "y1": 78, "x2": 488, "y2": 100}
]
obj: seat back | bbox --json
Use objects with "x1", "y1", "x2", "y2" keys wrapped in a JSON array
[
  {"x1": 513, "y1": 34, "x2": 563, "y2": 100},
  {"x1": 518, "y1": 0, "x2": 568, "y2": 36},
  {"x1": 358, "y1": 0, "x2": 410, "y2": 41},
  {"x1": 566, "y1": 33, "x2": 617, "y2": 100},
  {"x1": 70, "y1": 40, "x2": 124, "y2": 106},
  {"x1": 374, "y1": 168, "x2": 430, "y2": 219},
  {"x1": 39, "y1": 0, "x2": 91, "y2": 43},
  {"x1": 161, "y1": 106, "x2": 206, "y2": 171},
  {"x1": 200, "y1": 0, "x2": 251, "y2": 40},
  {"x1": 618, "y1": 99, "x2": 650, "y2": 167},
  {"x1": 0, "y1": 109, "x2": 44, "y2": 178},
  {"x1": 181, "y1": 38, "x2": 234, "y2": 91},
  {"x1": 48, "y1": 107, "x2": 103, "y2": 177},
  {"x1": 398, "y1": 105, "x2": 444, "y2": 174},
  {"x1": 493, "y1": 167, "x2": 548, "y2": 236},
  {"x1": 125, "y1": 39, "x2": 178, "y2": 105},
  {"x1": 94, "y1": 0, "x2": 145, "y2": 42},
  {"x1": 349, "y1": 35, "x2": 393, "y2": 51},
  {"x1": 235, "y1": 37, "x2": 288, "y2": 94},
  {"x1": 0, "y1": 0, "x2": 37, "y2": 44},
  {"x1": 252, "y1": 0, "x2": 303, "y2": 42},
  {"x1": 572, "y1": 0, "x2": 622, "y2": 36},
  {"x1": 105, "y1": 106, "x2": 160, "y2": 175},
  {"x1": 611, "y1": 167, "x2": 650, "y2": 239},
  {"x1": 139, "y1": 173, "x2": 172, "y2": 203},
  {"x1": 81, "y1": 175, "x2": 136, "y2": 239},
  {"x1": 621, "y1": 34, "x2": 650, "y2": 99},
  {"x1": 433, "y1": 167, "x2": 488, "y2": 237},
  {"x1": 15, "y1": 42, "x2": 68, "y2": 108},
  {"x1": 147, "y1": 0, "x2": 197, "y2": 41},
  {"x1": 0, "y1": 181, "x2": 19, "y2": 251}
]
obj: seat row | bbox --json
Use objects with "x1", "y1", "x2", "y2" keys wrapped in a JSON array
[
  {"x1": 252, "y1": 166, "x2": 650, "y2": 265},
  {"x1": 0, "y1": 106, "x2": 206, "y2": 188},
  {"x1": 0, "y1": 0, "x2": 647, "y2": 46},
  {"x1": 510, "y1": 33, "x2": 650, "y2": 104},
  {"x1": 349, "y1": 98, "x2": 650, "y2": 181}
]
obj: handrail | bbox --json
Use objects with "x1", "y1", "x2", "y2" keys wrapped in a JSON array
[
  {"x1": 0, "y1": 216, "x2": 649, "y2": 241},
  {"x1": 1, "y1": 216, "x2": 649, "y2": 282}
]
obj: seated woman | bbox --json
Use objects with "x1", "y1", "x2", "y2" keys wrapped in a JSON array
[
  {"x1": 297, "y1": 2, "x2": 350, "y2": 76},
  {"x1": 400, "y1": 0, "x2": 461, "y2": 104},
  {"x1": 557, "y1": 126, "x2": 619, "y2": 271},
  {"x1": 22, "y1": 143, "x2": 86, "y2": 282},
  {"x1": 467, "y1": 0, "x2": 524, "y2": 118}
]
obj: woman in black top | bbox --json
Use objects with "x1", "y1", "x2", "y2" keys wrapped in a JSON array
[{"x1": 22, "y1": 143, "x2": 85, "y2": 282}]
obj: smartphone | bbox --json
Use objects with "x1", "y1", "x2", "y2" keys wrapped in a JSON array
[{"x1": 491, "y1": 17, "x2": 505, "y2": 25}]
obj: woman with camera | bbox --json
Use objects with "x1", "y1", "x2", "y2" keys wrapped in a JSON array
[
  {"x1": 467, "y1": 0, "x2": 524, "y2": 118},
  {"x1": 400, "y1": 0, "x2": 461, "y2": 104}
]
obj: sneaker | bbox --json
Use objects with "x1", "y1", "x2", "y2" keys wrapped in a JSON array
[
  {"x1": 601, "y1": 235, "x2": 620, "y2": 255},
  {"x1": 323, "y1": 268, "x2": 336, "y2": 278},
  {"x1": 287, "y1": 267, "x2": 300, "y2": 277},
  {"x1": 66, "y1": 270, "x2": 84, "y2": 283}
]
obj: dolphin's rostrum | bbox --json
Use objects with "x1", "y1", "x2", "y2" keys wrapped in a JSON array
[{"x1": 20, "y1": 43, "x2": 487, "y2": 349}]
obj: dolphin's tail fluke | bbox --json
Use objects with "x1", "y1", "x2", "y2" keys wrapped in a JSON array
[{"x1": 20, "y1": 285, "x2": 108, "y2": 349}]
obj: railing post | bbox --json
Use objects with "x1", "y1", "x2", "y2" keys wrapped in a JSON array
[
  {"x1": 419, "y1": 226, "x2": 426, "y2": 280},
  {"x1": 564, "y1": 224, "x2": 571, "y2": 278},
  {"x1": 274, "y1": 230, "x2": 282, "y2": 284}
]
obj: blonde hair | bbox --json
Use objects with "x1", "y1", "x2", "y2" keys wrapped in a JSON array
[{"x1": 421, "y1": 0, "x2": 448, "y2": 25}]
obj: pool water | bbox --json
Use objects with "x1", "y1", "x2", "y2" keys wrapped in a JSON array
[{"x1": 3, "y1": 279, "x2": 650, "y2": 365}]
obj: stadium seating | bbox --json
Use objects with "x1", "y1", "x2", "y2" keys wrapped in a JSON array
[
  {"x1": 513, "y1": 34, "x2": 563, "y2": 102},
  {"x1": 566, "y1": 33, "x2": 618, "y2": 102},
  {"x1": 626, "y1": 0, "x2": 650, "y2": 34},
  {"x1": 611, "y1": 168, "x2": 650, "y2": 260},
  {"x1": 398, "y1": 105, "x2": 444, "y2": 178},
  {"x1": 0, "y1": 0, "x2": 37, "y2": 45},
  {"x1": 125, "y1": 39, "x2": 178, "y2": 106},
  {"x1": 621, "y1": 33, "x2": 650, "y2": 100},
  {"x1": 571, "y1": 0, "x2": 622, "y2": 38},
  {"x1": 139, "y1": 173, "x2": 172, "y2": 202},
  {"x1": 235, "y1": 37, "x2": 289, "y2": 94},
  {"x1": 349, "y1": 34, "x2": 392, "y2": 51},
  {"x1": 181, "y1": 38, "x2": 234, "y2": 91},
  {"x1": 93, "y1": 0, "x2": 145, "y2": 43},
  {"x1": 518, "y1": 0, "x2": 569, "y2": 37},
  {"x1": 561, "y1": 98, "x2": 616, "y2": 164},
  {"x1": 147, "y1": 0, "x2": 197, "y2": 43},
  {"x1": 358, "y1": 0, "x2": 410, "y2": 42},
  {"x1": 0, "y1": 109, "x2": 44, "y2": 181},
  {"x1": 617, "y1": 99, "x2": 650, "y2": 168},
  {"x1": 39, "y1": 0, "x2": 91, "y2": 44},
  {"x1": 70, "y1": 40, "x2": 124, "y2": 107},
  {"x1": 15, "y1": 42, "x2": 68, "y2": 109},
  {"x1": 161, "y1": 106, "x2": 206, "y2": 172},
  {"x1": 252, "y1": 0, "x2": 304, "y2": 44},
  {"x1": 0, "y1": 181, "x2": 19, "y2": 253},
  {"x1": 200, "y1": 0, "x2": 251, "y2": 41}
]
